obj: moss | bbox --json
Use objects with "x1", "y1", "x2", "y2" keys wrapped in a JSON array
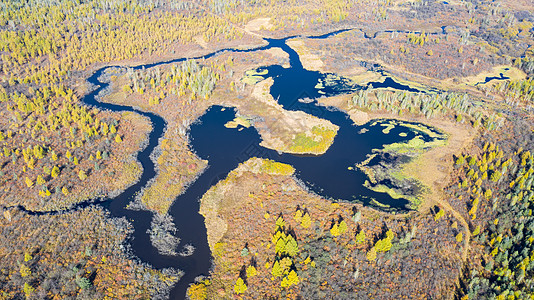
[
  {"x1": 289, "y1": 126, "x2": 337, "y2": 154},
  {"x1": 382, "y1": 135, "x2": 448, "y2": 154},
  {"x1": 259, "y1": 159, "x2": 295, "y2": 176},
  {"x1": 224, "y1": 116, "x2": 252, "y2": 129},
  {"x1": 365, "y1": 182, "x2": 422, "y2": 209},
  {"x1": 381, "y1": 123, "x2": 395, "y2": 134},
  {"x1": 242, "y1": 69, "x2": 268, "y2": 85},
  {"x1": 397, "y1": 122, "x2": 445, "y2": 139}
]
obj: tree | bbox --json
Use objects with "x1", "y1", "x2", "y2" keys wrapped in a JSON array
[
  {"x1": 367, "y1": 247, "x2": 377, "y2": 262},
  {"x1": 294, "y1": 210, "x2": 302, "y2": 222},
  {"x1": 188, "y1": 280, "x2": 209, "y2": 300},
  {"x1": 356, "y1": 230, "x2": 366, "y2": 244},
  {"x1": 20, "y1": 264, "x2": 31, "y2": 277},
  {"x1": 115, "y1": 134, "x2": 122, "y2": 143},
  {"x1": 78, "y1": 170, "x2": 87, "y2": 180},
  {"x1": 62, "y1": 186, "x2": 69, "y2": 195},
  {"x1": 456, "y1": 233, "x2": 463, "y2": 242},
  {"x1": 276, "y1": 216, "x2": 286, "y2": 228},
  {"x1": 23, "y1": 282, "x2": 34, "y2": 297},
  {"x1": 51, "y1": 166, "x2": 60, "y2": 178},
  {"x1": 281, "y1": 270, "x2": 300, "y2": 288},
  {"x1": 246, "y1": 266, "x2": 257, "y2": 278},
  {"x1": 76, "y1": 277, "x2": 92, "y2": 289},
  {"x1": 25, "y1": 177, "x2": 33, "y2": 187},
  {"x1": 36, "y1": 175, "x2": 45, "y2": 185},
  {"x1": 275, "y1": 237, "x2": 286, "y2": 255},
  {"x1": 435, "y1": 208, "x2": 445, "y2": 221},
  {"x1": 301, "y1": 213, "x2": 311, "y2": 228},
  {"x1": 27, "y1": 157, "x2": 35, "y2": 169},
  {"x1": 234, "y1": 278, "x2": 247, "y2": 294},
  {"x1": 285, "y1": 236, "x2": 298, "y2": 257},
  {"x1": 271, "y1": 260, "x2": 283, "y2": 277},
  {"x1": 338, "y1": 220, "x2": 348, "y2": 234},
  {"x1": 330, "y1": 223, "x2": 340, "y2": 237}
]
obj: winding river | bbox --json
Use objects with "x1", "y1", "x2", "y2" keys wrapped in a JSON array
[{"x1": 78, "y1": 29, "x2": 443, "y2": 299}]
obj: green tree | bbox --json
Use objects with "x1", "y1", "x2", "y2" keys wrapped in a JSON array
[{"x1": 76, "y1": 277, "x2": 92, "y2": 289}]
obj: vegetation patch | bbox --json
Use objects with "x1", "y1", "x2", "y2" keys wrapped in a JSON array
[
  {"x1": 242, "y1": 69, "x2": 268, "y2": 85},
  {"x1": 224, "y1": 116, "x2": 252, "y2": 129},
  {"x1": 289, "y1": 126, "x2": 337, "y2": 154},
  {"x1": 259, "y1": 159, "x2": 295, "y2": 176}
]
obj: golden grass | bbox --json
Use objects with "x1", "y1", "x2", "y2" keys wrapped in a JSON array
[{"x1": 286, "y1": 39, "x2": 324, "y2": 71}]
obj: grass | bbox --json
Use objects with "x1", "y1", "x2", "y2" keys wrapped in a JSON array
[
  {"x1": 381, "y1": 122, "x2": 448, "y2": 154},
  {"x1": 463, "y1": 65, "x2": 526, "y2": 86},
  {"x1": 242, "y1": 69, "x2": 268, "y2": 85},
  {"x1": 382, "y1": 136, "x2": 447, "y2": 153},
  {"x1": 224, "y1": 116, "x2": 252, "y2": 128},
  {"x1": 289, "y1": 126, "x2": 337, "y2": 154},
  {"x1": 365, "y1": 182, "x2": 422, "y2": 209},
  {"x1": 259, "y1": 159, "x2": 295, "y2": 176},
  {"x1": 398, "y1": 122, "x2": 445, "y2": 139},
  {"x1": 381, "y1": 123, "x2": 395, "y2": 134}
]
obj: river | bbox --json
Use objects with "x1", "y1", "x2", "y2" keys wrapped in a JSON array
[{"x1": 79, "y1": 29, "x2": 442, "y2": 299}]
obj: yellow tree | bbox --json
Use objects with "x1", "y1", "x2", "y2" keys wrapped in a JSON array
[{"x1": 234, "y1": 278, "x2": 247, "y2": 294}]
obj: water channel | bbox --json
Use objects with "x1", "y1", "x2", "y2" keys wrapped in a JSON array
[{"x1": 79, "y1": 29, "x2": 443, "y2": 299}]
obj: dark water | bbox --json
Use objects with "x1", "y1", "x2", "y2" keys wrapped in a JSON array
[
  {"x1": 475, "y1": 73, "x2": 510, "y2": 86},
  {"x1": 63, "y1": 30, "x2": 443, "y2": 299}
]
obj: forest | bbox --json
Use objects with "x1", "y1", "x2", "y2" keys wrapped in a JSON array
[{"x1": 0, "y1": 0, "x2": 533, "y2": 299}]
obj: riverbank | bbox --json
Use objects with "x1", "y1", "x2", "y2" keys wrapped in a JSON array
[{"x1": 318, "y1": 93, "x2": 477, "y2": 212}]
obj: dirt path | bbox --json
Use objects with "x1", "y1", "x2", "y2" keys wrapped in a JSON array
[{"x1": 434, "y1": 192, "x2": 471, "y2": 261}]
